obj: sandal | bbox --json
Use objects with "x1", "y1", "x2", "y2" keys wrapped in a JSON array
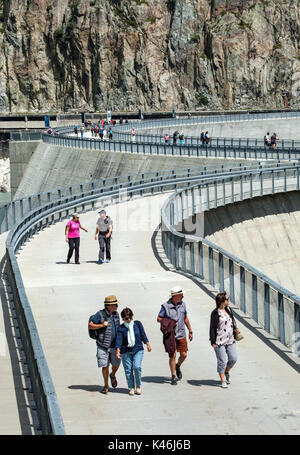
[
  {"x1": 101, "y1": 387, "x2": 109, "y2": 394},
  {"x1": 110, "y1": 373, "x2": 118, "y2": 388}
]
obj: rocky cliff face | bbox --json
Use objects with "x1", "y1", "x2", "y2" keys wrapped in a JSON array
[{"x1": 0, "y1": 0, "x2": 300, "y2": 112}]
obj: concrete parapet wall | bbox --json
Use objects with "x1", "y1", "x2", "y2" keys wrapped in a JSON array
[
  {"x1": 13, "y1": 142, "x2": 252, "y2": 199},
  {"x1": 9, "y1": 141, "x2": 40, "y2": 198},
  {"x1": 202, "y1": 191, "x2": 300, "y2": 296},
  {"x1": 140, "y1": 118, "x2": 300, "y2": 140}
]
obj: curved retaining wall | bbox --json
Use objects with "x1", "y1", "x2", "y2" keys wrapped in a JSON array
[{"x1": 13, "y1": 141, "x2": 253, "y2": 200}]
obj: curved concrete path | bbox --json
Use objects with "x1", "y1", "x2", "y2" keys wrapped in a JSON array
[{"x1": 17, "y1": 194, "x2": 300, "y2": 435}]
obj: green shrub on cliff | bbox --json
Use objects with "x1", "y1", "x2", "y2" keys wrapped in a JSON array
[{"x1": 190, "y1": 33, "x2": 200, "y2": 43}]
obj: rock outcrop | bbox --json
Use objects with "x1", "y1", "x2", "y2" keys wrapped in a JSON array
[{"x1": 0, "y1": 0, "x2": 300, "y2": 112}]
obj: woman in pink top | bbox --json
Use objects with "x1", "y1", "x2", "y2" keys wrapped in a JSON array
[{"x1": 65, "y1": 213, "x2": 88, "y2": 264}]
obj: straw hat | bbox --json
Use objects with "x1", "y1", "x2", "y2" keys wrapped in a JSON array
[{"x1": 104, "y1": 295, "x2": 119, "y2": 305}]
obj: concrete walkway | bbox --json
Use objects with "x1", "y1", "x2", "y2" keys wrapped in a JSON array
[
  {"x1": 0, "y1": 232, "x2": 40, "y2": 435},
  {"x1": 17, "y1": 194, "x2": 300, "y2": 435}
]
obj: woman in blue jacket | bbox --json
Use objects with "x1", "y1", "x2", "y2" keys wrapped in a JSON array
[{"x1": 116, "y1": 307, "x2": 151, "y2": 396}]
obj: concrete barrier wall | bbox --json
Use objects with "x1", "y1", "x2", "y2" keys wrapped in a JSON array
[
  {"x1": 9, "y1": 141, "x2": 40, "y2": 198},
  {"x1": 12, "y1": 142, "x2": 254, "y2": 199},
  {"x1": 201, "y1": 191, "x2": 300, "y2": 297},
  {"x1": 139, "y1": 118, "x2": 300, "y2": 140}
]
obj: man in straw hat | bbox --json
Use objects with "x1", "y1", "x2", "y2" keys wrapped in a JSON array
[
  {"x1": 157, "y1": 286, "x2": 193, "y2": 385},
  {"x1": 89, "y1": 295, "x2": 121, "y2": 394}
]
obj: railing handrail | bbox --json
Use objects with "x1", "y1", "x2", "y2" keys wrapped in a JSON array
[{"x1": 161, "y1": 169, "x2": 300, "y2": 304}]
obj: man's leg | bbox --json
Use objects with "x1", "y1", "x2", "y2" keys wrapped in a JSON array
[
  {"x1": 177, "y1": 351, "x2": 187, "y2": 368},
  {"x1": 98, "y1": 234, "x2": 105, "y2": 261},
  {"x1": 169, "y1": 352, "x2": 176, "y2": 377},
  {"x1": 102, "y1": 366, "x2": 109, "y2": 388},
  {"x1": 105, "y1": 236, "x2": 111, "y2": 260},
  {"x1": 109, "y1": 348, "x2": 120, "y2": 387}
]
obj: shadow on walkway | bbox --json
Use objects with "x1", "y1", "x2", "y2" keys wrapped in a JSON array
[
  {"x1": 0, "y1": 254, "x2": 36, "y2": 434},
  {"x1": 142, "y1": 376, "x2": 171, "y2": 384},
  {"x1": 187, "y1": 379, "x2": 220, "y2": 387},
  {"x1": 68, "y1": 385, "x2": 129, "y2": 395}
]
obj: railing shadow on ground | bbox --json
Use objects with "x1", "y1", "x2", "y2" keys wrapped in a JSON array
[{"x1": 0, "y1": 254, "x2": 40, "y2": 434}]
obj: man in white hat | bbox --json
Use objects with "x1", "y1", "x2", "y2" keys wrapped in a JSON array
[{"x1": 157, "y1": 286, "x2": 193, "y2": 385}]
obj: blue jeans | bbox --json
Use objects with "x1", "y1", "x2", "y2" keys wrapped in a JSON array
[{"x1": 121, "y1": 350, "x2": 144, "y2": 389}]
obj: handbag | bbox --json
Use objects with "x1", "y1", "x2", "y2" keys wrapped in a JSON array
[
  {"x1": 227, "y1": 307, "x2": 244, "y2": 341},
  {"x1": 235, "y1": 330, "x2": 244, "y2": 342}
]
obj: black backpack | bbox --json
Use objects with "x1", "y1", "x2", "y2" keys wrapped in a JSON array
[{"x1": 88, "y1": 309, "x2": 108, "y2": 340}]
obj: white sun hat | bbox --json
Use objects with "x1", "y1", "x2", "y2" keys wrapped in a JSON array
[{"x1": 170, "y1": 286, "x2": 185, "y2": 297}]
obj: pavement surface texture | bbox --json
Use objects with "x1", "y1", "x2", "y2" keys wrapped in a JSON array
[{"x1": 16, "y1": 193, "x2": 300, "y2": 435}]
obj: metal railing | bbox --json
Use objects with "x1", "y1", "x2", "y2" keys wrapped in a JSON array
[
  {"x1": 42, "y1": 132, "x2": 300, "y2": 161},
  {"x1": 114, "y1": 110, "x2": 300, "y2": 131},
  {"x1": 8, "y1": 162, "x2": 278, "y2": 433},
  {"x1": 161, "y1": 166, "x2": 300, "y2": 356},
  {"x1": 2, "y1": 162, "x2": 276, "y2": 235}
]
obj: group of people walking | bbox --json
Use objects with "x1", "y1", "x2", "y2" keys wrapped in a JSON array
[
  {"x1": 161, "y1": 130, "x2": 211, "y2": 146},
  {"x1": 65, "y1": 210, "x2": 113, "y2": 265},
  {"x1": 88, "y1": 287, "x2": 241, "y2": 396},
  {"x1": 264, "y1": 132, "x2": 279, "y2": 148}
]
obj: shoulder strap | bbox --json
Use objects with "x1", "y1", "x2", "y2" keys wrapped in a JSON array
[{"x1": 100, "y1": 309, "x2": 108, "y2": 322}]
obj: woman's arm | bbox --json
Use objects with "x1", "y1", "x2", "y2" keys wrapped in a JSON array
[
  {"x1": 65, "y1": 225, "x2": 70, "y2": 242},
  {"x1": 79, "y1": 223, "x2": 88, "y2": 232},
  {"x1": 115, "y1": 328, "x2": 123, "y2": 358},
  {"x1": 209, "y1": 312, "x2": 217, "y2": 347}
]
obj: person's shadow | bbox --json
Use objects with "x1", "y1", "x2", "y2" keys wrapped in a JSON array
[
  {"x1": 187, "y1": 379, "x2": 220, "y2": 387},
  {"x1": 68, "y1": 385, "x2": 129, "y2": 394},
  {"x1": 142, "y1": 376, "x2": 171, "y2": 384}
]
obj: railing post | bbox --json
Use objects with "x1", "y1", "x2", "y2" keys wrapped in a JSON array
[
  {"x1": 240, "y1": 266, "x2": 245, "y2": 312},
  {"x1": 252, "y1": 274, "x2": 258, "y2": 322},
  {"x1": 264, "y1": 283, "x2": 270, "y2": 333},
  {"x1": 206, "y1": 184, "x2": 210, "y2": 210},
  {"x1": 219, "y1": 253, "x2": 224, "y2": 292},
  {"x1": 278, "y1": 292, "x2": 285, "y2": 345},
  {"x1": 190, "y1": 242, "x2": 195, "y2": 274},
  {"x1": 198, "y1": 241, "x2": 203, "y2": 279},
  {"x1": 209, "y1": 247, "x2": 214, "y2": 287}
]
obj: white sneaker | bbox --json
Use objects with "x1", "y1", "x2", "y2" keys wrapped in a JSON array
[
  {"x1": 225, "y1": 373, "x2": 231, "y2": 384},
  {"x1": 221, "y1": 381, "x2": 228, "y2": 388},
  {"x1": 129, "y1": 389, "x2": 135, "y2": 396}
]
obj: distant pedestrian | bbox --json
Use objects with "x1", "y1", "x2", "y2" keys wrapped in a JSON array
[
  {"x1": 188, "y1": 113, "x2": 191, "y2": 119},
  {"x1": 120, "y1": 117, "x2": 123, "y2": 124},
  {"x1": 209, "y1": 292, "x2": 240, "y2": 388},
  {"x1": 65, "y1": 213, "x2": 88, "y2": 264},
  {"x1": 264, "y1": 132, "x2": 271, "y2": 146},
  {"x1": 80, "y1": 126, "x2": 84, "y2": 138},
  {"x1": 164, "y1": 133, "x2": 169, "y2": 145},
  {"x1": 131, "y1": 128, "x2": 136, "y2": 142},
  {"x1": 157, "y1": 286, "x2": 193, "y2": 385},
  {"x1": 179, "y1": 132, "x2": 184, "y2": 146},
  {"x1": 271, "y1": 132, "x2": 279, "y2": 149},
  {"x1": 108, "y1": 128, "x2": 113, "y2": 141},
  {"x1": 204, "y1": 131, "x2": 210, "y2": 144},
  {"x1": 125, "y1": 118, "x2": 129, "y2": 124},
  {"x1": 116, "y1": 307, "x2": 151, "y2": 396},
  {"x1": 200, "y1": 131, "x2": 205, "y2": 146},
  {"x1": 95, "y1": 209, "x2": 113, "y2": 264},
  {"x1": 173, "y1": 131, "x2": 178, "y2": 145},
  {"x1": 74, "y1": 126, "x2": 78, "y2": 137},
  {"x1": 99, "y1": 127, "x2": 104, "y2": 141},
  {"x1": 88, "y1": 295, "x2": 121, "y2": 394}
]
